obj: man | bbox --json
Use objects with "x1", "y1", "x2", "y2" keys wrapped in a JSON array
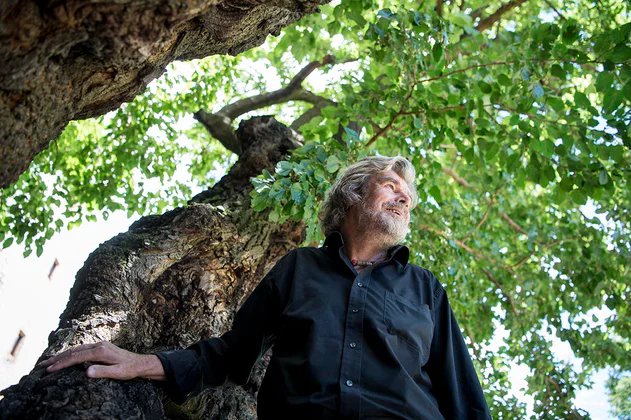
[{"x1": 41, "y1": 156, "x2": 491, "y2": 419}]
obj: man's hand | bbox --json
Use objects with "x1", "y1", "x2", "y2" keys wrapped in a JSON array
[{"x1": 38, "y1": 341, "x2": 167, "y2": 381}]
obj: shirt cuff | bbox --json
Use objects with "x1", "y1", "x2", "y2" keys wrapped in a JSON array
[{"x1": 155, "y1": 349, "x2": 200, "y2": 404}]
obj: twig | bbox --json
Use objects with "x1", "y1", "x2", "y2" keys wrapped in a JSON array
[
  {"x1": 482, "y1": 268, "x2": 520, "y2": 318},
  {"x1": 511, "y1": 236, "x2": 578, "y2": 268},
  {"x1": 418, "y1": 224, "x2": 515, "y2": 273},
  {"x1": 365, "y1": 86, "x2": 417, "y2": 147},
  {"x1": 475, "y1": 0, "x2": 529, "y2": 32},
  {"x1": 464, "y1": 326, "x2": 480, "y2": 360},
  {"x1": 543, "y1": 0, "x2": 567, "y2": 21}
]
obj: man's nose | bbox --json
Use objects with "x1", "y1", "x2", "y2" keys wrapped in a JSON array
[{"x1": 397, "y1": 192, "x2": 410, "y2": 207}]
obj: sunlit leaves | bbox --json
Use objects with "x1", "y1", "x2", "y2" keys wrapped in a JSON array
[{"x1": 246, "y1": 1, "x2": 631, "y2": 417}]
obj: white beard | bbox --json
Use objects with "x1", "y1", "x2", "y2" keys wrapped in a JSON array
[{"x1": 357, "y1": 200, "x2": 409, "y2": 247}]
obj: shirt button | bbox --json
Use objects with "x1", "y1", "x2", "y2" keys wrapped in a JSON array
[
  {"x1": 346, "y1": 380, "x2": 354, "y2": 387},
  {"x1": 350, "y1": 342, "x2": 357, "y2": 348},
  {"x1": 352, "y1": 308, "x2": 359, "y2": 313},
  {"x1": 357, "y1": 282, "x2": 363, "y2": 288}
]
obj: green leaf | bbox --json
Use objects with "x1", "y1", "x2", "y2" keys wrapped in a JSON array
[
  {"x1": 550, "y1": 64, "x2": 565, "y2": 79},
  {"x1": 498, "y1": 74, "x2": 511, "y2": 86},
  {"x1": 276, "y1": 161, "x2": 293, "y2": 176},
  {"x1": 574, "y1": 91, "x2": 591, "y2": 108},
  {"x1": 344, "y1": 127, "x2": 360, "y2": 140},
  {"x1": 540, "y1": 140, "x2": 555, "y2": 157},
  {"x1": 596, "y1": 72, "x2": 614, "y2": 93},
  {"x1": 413, "y1": 118, "x2": 423, "y2": 129},
  {"x1": 605, "y1": 44, "x2": 631, "y2": 63},
  {"x1": 432, "y1": 44, "x2": 443, "y2": 63},
  {"x1": 326, "y1": 156, "x2": 341, "y2": 173},
  {"x1": 268, "y1": 210, "x2": 280, "y2": 223},
  {"x1": 478, "y1": 81, "x2": 492, "y2": 94},
  {"x1": 451, "y1": 11, "x2": 473, "y2": 27},
  {"x1": 570, "y1": 189, "x2": 587, "y2": 204},
  {"x1": 290, "y1": 182, "x2": 304, "y2": 203},
  {"x1": 598, "y1": 170, "x2": 610, "y2": 185},
  {"x1": 377, "y1": 8, "x2": 395, "y2": 20},
  {"x1": 2, "y1": 238, "x2": 14, "y2": 249}
]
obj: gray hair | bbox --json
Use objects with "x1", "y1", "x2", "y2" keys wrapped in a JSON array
[{"x1": 319, "y1": 156, "x2": 418, "y2": 237}]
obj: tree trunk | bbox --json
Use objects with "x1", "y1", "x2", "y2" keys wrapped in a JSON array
[
  {"x1": 0, "y1": 0, "x2": 327, "y2": 189},
  {"x1": 0, "y1": 116, "x2": 306, "y2": 419}
]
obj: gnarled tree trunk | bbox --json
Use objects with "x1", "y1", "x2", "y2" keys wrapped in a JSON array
[
  {"x1": 0, "y1": 116, "x2": 306, "y2": 419},
  {"x1": 0, "y1": 0, "x2": 327, "y2": 189}
]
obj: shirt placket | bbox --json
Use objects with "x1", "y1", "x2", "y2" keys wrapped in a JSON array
[{"x1": 339, "y1": 266, "x2": 373, "y2": 419}]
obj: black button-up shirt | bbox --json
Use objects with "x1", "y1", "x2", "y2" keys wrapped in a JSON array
[{"x1": 156, "y1": 232, "x2": 491, "y2": 419}]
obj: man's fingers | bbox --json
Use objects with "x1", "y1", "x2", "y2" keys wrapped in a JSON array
[
  {"x1": 86, "y1": 364, "x2": 128, "y2": 380},
  {"x1": 45, "y1": 343, "x2": 116, "y2": 372},
  {"x1": 39, "y1": 343, "x2": 101, "y2": 367}
]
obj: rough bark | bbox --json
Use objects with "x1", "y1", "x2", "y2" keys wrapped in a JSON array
[
  {"x1": 0, "y1": 0, "x2": 328, "y2": 189},
  {"x1": 0, "y1": 116, "x2": 306, "y2": 419}
]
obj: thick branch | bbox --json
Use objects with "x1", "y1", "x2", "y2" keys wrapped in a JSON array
[
  {"x1": 290, "y1": 104, "x2": 329, "y2": 131},
  {"x1": 436, "y1": 0, "x2": 444, "y2": 17},
  {"x1": 194, "y1": 55, "x2": 339, "y2": 155},
  {"x1": 194, "y1": 110, "x2": 242, "y2": 155},
  {"x1": 220, "y1": 63, "x2": 337, "y2": 120},
  {"x1": 0, "y1": 0, "x2": 330, "y2": 189},
  {"x1": 475, "y1": 0, "x2": 529, "y2": 32}
]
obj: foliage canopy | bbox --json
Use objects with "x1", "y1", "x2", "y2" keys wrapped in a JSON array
[{"x1": 1, "y1": 0, "x2": 630, "y2": 417}]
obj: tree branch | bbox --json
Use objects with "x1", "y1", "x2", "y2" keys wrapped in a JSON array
[
  {"x1": 498, "y1": 210, "x2": 528, "y2": 235},
  {"x1": 418, "y1": 224, "x2": 515, "y2": 273},
  {"x1": 543, "y1": 0, "x2": 567, "y2": 21},
  {"x1": 194, "y1": 110, "x2": 241, "y2": 154},
  {"x1": 511, "y1": 236, "x2": 578, "y2": 268},
  {"x1": 436, "y1": 0, "x2": 444, "y2": 17},
  {"x1": 194, "y1": 55, "x2": 341, "y2": 155},
  {"x1": 475, "y1": 0, "x2": 529, "y2": 32},
  {"x1": 365, "y1": 86, "x2": 417, "y2": 147},
  {"x1": 470, "y1": 5, "x2": 487, "y2": 21},
  {"x1": 441, "y1": 167, "x2": 472, "y2": 188},
  {"x1": 482, "y1": 268, "x2": 520, "y2": 318},
  {"x1": 464, "y1": 326, "x2": 480, "y2": 360},
  {"x1": 290, "y1": 104, "x2": 328, "y2": 131}
]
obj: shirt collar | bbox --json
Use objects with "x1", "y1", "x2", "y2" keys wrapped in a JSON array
[{"x1": 323, "y1": 231, "x2": 409, "y2": 267}]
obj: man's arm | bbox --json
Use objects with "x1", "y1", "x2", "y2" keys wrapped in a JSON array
[
  {"x1": 39, "y1": 254, "x2": 289, "y2": 402},
  {"x1": 156, "y1": 271, "x2": 282, "y2": 402},
  {"x1": 425, "y1": 285, "x2": 492, "y2": 419}
]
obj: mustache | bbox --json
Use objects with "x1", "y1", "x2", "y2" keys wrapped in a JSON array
[{"x1": 383, "y1": 201, "x2": 407, "y2": 212}]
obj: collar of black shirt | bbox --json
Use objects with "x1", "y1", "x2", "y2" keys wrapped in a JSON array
[{"x1": 323, "y1": 231, "x2": 410, "y2": 268}]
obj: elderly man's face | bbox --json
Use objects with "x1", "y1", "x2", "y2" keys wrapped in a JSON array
[{"x1": 357, "y1": 170, "x2": 412, "y2": 245}]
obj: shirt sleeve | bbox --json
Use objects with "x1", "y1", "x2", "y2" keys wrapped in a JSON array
[
  {"x1": 425, "y1": 285, "x2": 492, "y2": 419},
  {"x1": 155, "y1": 260, "x2": 285, "y2": 404}
]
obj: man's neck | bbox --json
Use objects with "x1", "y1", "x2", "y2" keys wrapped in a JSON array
[{"x1": 339, "y1": 226, "x2": 391, "y2": 267}]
